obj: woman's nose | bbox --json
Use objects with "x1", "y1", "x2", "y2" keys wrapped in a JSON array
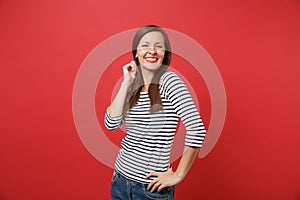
[{"x1": 148, "y1": 46, "x2": 157, "y2": 54}]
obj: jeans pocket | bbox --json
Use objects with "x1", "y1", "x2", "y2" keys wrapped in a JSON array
[{"x1": 142, "y1": 185, "x2": 174, "y2": 200}]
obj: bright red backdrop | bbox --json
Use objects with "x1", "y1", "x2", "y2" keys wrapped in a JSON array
[{"x1": 1, "y1": 0, "x2": 300, "y2": 199}]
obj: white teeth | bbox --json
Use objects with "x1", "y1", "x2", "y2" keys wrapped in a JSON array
[{"x1": 145, "y1": 57, "x2": 157, "y2": 61}]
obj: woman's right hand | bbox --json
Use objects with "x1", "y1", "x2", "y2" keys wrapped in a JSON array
[
  {"x1": 122, "y1": 61, "x2": 137, "y2": 87},
  {"x1": 108, "y1": 61, "x2": 137, "y2": 117}
]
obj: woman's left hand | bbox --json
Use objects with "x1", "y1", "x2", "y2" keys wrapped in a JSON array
[{"x1": 146, "y1": 168, "x2": 182, "y2": 192}]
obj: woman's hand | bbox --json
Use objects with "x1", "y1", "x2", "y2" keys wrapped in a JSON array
[
  {"x1": 146, "y1": 168, "x2": 182, "y2": 192},
  {"x1": 122, "y1": 61, "x2": 137, "y2": 87},
  {"x1": 107, "y1": 61, "x2": 137, "y2": 117}
]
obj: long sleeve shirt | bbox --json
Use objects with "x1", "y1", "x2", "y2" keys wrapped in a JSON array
[{"x1": 104, "y1": 71, "x2": 206, "y2": 184}]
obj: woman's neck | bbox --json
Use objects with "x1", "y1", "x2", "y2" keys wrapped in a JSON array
[{"x1": 141, "y1": 69, "x2": 155, "y2": 91}]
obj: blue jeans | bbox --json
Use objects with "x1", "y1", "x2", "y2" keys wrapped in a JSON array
[{"x1": 110, "y1": 170, "x2": 174, "y2": 200}]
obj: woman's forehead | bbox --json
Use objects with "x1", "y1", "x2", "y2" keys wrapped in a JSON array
[{"x1": 139, "y1": 31, "x2": 164, "y2": 43}]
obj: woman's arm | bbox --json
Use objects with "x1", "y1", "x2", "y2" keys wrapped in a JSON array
[
  {"x1": 146, "y1": 72, "x2": 206, "y2": 192},
  {"x1": 108, "y1": 61, "x2": 137, "y2": 117},
  {"x1": 174, "y1": 146, "x2": 199, "y2": 182},
  {"x1": 146, "y1": 146, "x2": 199, "y2": 192}
]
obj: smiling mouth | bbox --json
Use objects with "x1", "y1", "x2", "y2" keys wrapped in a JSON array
[{"x1": 145, "y1": 57, "x2": 158, "y2": 63}]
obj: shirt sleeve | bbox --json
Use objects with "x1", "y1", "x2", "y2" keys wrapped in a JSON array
[
  {"x1": 160, "y1": 72, "x2": 206, "y2": 148},
  {"x1": 104, "y1": 108, "x2": 124, "y2": 130}
]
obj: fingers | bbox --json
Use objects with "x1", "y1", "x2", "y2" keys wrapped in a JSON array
[
  {"x1": 147, "y1": 178, "x2": 167, "y2": 192},
  {"x1": 123, "y1": 61, "x2": 137, "y2": 72},
  {"x1": 146, "y1": 170, "x2": 178, "y2": 192},
  {"x1": 146, "y1": 172, "x2": 168, "y2": 192},
  {"x1": 148, "y1": 178, "x2": 160, "y2": 192},
  {"x1": 146, "y1": 172, "x2": 158, "y2": 191},
  {"x1": 145, "y1": 172, "x2": 158, "y2": 179},
  {"x1": 157, "y1": 184, "x2": 166, "y2": 192},
  {"x1": 122, "y1": 61, "x2": 137, "y2": 85},
  {"x1": 147, "y1": 178, "x2": 156, "y2": 191}
]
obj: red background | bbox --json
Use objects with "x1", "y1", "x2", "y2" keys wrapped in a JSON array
[{"x1": 1, "y1": 0, "x2": 300, "y2": 199}]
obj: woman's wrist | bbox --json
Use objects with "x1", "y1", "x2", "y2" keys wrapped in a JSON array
[
  {"x1": 174, "y1": 171, "x2": 184, "y2": 182},
  {"x1": 121, "y1": 81, "x2": 131, "y2": 90}
]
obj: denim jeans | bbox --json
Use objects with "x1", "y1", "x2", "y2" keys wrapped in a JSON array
[{"x1": 110, "y1": 170, "x2": 174, "y2": 200}]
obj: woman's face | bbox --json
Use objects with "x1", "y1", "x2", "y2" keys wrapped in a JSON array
[{"x1": 136, "y1": 31, "x2": 165, "y2": 72}]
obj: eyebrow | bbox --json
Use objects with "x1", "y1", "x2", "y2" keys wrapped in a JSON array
[{"x1": 141, "y1": 41, "x2": 163, "y2": 45}]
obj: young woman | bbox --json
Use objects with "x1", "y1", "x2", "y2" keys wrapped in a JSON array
[{"x1": 105, "y1": 25, "x2": 206, "y2": 200}]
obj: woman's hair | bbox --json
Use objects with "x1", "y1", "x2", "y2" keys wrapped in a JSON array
[{"x1": 123, "y1": 25, "x2": 172, "y2": 115}]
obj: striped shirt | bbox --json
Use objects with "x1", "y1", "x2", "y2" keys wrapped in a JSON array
[{"x1": 105, "y1": 71, "x2": 206, "y2": 184}]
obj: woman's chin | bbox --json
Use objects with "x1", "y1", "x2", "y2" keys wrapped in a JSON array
[{"x1": 141, "y1": 63, "x2": 161, "y2": 72}]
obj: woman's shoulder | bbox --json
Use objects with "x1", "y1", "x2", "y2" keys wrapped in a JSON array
[
  {"x1": 160, "y1": 71, "x2": 181, "y2": 84},
  {"x1": 160, "y1": 71, "x2": 186, "y2": 93}
]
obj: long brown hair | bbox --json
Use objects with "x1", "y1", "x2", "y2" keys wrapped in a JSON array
[{"x1": 123, "y1": 25, "x2": 172, "y2": 115}]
